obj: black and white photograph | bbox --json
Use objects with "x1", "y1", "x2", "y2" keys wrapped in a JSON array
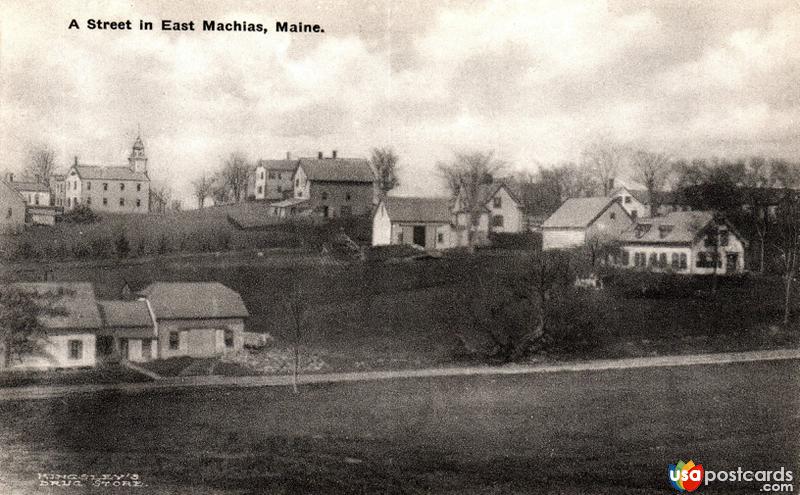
[{"x1": 0, "y1": 0, "x2": 798, "y2": 493}]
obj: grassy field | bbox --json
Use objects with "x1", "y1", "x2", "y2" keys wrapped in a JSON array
[
  {"x1": 0, "y1": 359, "x2": 797, "y2": 494},
  {"x1": 0, "y1": 203, "x2": 372, "y2": 260},
  {"x1": 1, "y1": 250, "x2": 799, "y2": 374},
  {"x1": 0, "y1": 365, "x2": 152, "y2": 388}
]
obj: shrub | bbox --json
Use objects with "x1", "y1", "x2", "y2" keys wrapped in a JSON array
[
  {"x1": 62, "y1": 204, "x2": 99, "y2": 224},
  {"x1": 115, "y1": 232, "x2": 130, "y2": 258},
  {"x1": 488, "y1": 232, "x2": 542, "y2": 250},
  {"x1": 90, "y1": 237, "x2": 113, "y2": 258},
  {"x1": 13, "y1": 241, "x2": 38, "y2": 260}
]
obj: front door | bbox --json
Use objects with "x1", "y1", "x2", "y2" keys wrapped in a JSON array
[
  {"x1": 119, "y1": 339, "x2": 129, "y2": 360},
  {"x1": 413, "y1": 226, "x2": 426, "y2": 247},
  {"x1": 726, "y1": 252, "x2": 739, "y2": 273}
]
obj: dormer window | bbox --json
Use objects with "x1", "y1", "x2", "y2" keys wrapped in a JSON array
[
  {"x1": 658, "y1": 225, "x2": 673, "y2": 239},
  {"x1": 624, "y1": 196, "x2": 631, "y2": 204},
  {"x1": 493, "y1": 196, "x2": 502, "y2": 208},
  {"x1": 634, "y1": 224, "x2": 651, "y2": 239}
]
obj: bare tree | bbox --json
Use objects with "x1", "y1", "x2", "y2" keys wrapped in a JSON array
[
  {"x1": 539, "y1": 161, "x2": 600, "y2": 201},
  {"x1": 26, "y1": 144, "x2": 56, "y2": 186},
  {"x1": 370, "y1": 147, "x2": 400, "y2": 201},
  {"x1": 192, "y1": 173, "x2": 214, "y2": 209},
  {"x1": 581, "y1": 139, "x2": 626, "y2": 195},
  {"x1": 149, "y1": 183, "x2": 172, "y2": 214},
  {"x1": 437, "y1": 151, "x2": 504, "y2": 250},
  {"x1": 775, "y1": 190, "x2": 800, "y2": 326},
  {"x1": 220, "y1": 152, "x2": 250, "y2": 203},
  {"x1": 630, "y1": 150, "x2": 671, "y2": 216}
]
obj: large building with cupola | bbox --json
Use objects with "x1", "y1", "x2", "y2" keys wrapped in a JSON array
[{"x1": 64, "y1": 135, "x2": 151, "y2": 213}]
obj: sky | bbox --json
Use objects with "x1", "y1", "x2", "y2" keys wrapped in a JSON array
[{"x1": 1, "y1": 0, "x2": 798, "y2": 206}]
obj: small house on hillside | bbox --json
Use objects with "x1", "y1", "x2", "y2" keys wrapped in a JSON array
[
  {"x1": 96, "y1": 300, "x2": 157, "y2": 363},
  {"x1": 616, "y1": 211, "x2": 746, "y2": 274},
  {"x1": 0, "y1": 282, "x2": 101, "y2": 370},
  {"x1": 451, "y1": 181, "x2": 526, "y2": 246},
  {"x1": 289, "y1": 151, "x2": 377, "y2": 218},
  {"x1": 251, "y1": 153, "x2": 298, "y2": 201},
  {"x1": 542, "y1": 197, "x2": 633, "y2": 250},
  {"x1": 140, "y1": 282, "x2": 249, "y2": 359},
  {"x1": 372, "y1": 196, "x2": 453, "y2": 250}
]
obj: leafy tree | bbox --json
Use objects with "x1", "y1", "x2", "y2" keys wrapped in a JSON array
[
  {"x1": 0, "y1": 287, "x2": 67, "y2": 368},
  {"x1": 218, "y1": 152, "x2": 250, "y2": 203},
  {"x1": 370, "y1": 147, "x2": 400, "y2": 201},
  {"x1": 62, "y1": 204, "x2": 99, "y2": 224},
  {"x1": 538, "y1": 161, "x2": 600, "y2": 201}
]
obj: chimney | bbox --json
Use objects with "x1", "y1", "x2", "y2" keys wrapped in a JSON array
[
  {"x1": 74, "y1": 156, "x2": 78, "y2": 167},
  {"x1": 7, "y1": 173, "x2": 14, "y2": 182},
  {"x1": 286, "y1": 151, "x2": 292, "y2": 160},
  {"x1": 317, "y1": 151, "x2": 323, "y2": 159},
  {"x1": 607, "y1": 178, "x2": 615, "y2": 193},
  {"x1": 332, "y1": 150, "x2": 337, "y2": 159}
]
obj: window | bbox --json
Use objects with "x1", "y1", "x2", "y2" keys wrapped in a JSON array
[
  {"x1": 631, "y1": 210, "x2": 638, "y2": 220},
  {"x1": 87, "y1": 182, "x2": 91, "y2": 190},
  {"x1": 697, "y1": 252, "x2": 707, "y2": 268},
  {"x1": 276, "y1": 185, "x2": 282, "y2": 193},
  {"x1": 624, "y1": 196, "x2": 632, "y2": 204},
  {"x1": 437, "y1": 232, "x2": 444, "y2": 243},
  {"x1": 103, "y1": 197, "x2": 108, "y2": 206},
  {"x1": 491, "y1": 215, "x2": 504, "y2": 227},
  {"x1": 136, "y1": 199, "x2": 141, "y2": 207},
  {"x1": 658, "y1": 253, "x2": 667, "y2": 267},
  {"x1": 671, "y1": 253, "x2": 679, "y2": 269},
  {"x1": 68, "y1": 340, "x2": 83, "y2": 360},
  {"x1": 137, "y1": 183, "x2": 141, "y2": 192},
  {"x1": 346, "y1": 193, "x2": 351, "y2": 201},
  {"x1": 224, "y1": 329, "x2": 234, "y2": 348},
  {"x1": 493, "y1": 196, "x2": 502, "y2": 208},
  {"x1": 120, "y1": 183, "x2": 125, "y2": 191},
  {"x1": 295, "y1": 178, "x2": 299, "y2": 187},
  {"x1": 679, "y1": 253, "x2": 688, "y2": 270},
  {"x1": 169, "y1": 332, "x2": 180, "y2": 350},
  {"x1": 86, "y1": 197, "x2": 91, "y2": 205},
  {"x1": 609, "y1": 212, "x2": 616, "y2": 220},
  {"x1": 67, "y1": 198, "x2": 71, "y2": 207},
  {"x1": 321, "y1": 192, "x2": 328, "y2": 200},
  {"x1": 6, "y1": 208, "x2": 12, "y2": 218},
  {"x1": 269, "y1": 171, "x2": 276, "y2": 180},
  {"x1": 260, "y1": 171, "x2": 265, "y2": 180},
  {"x1": 398, "y1": 232, "x2": 404, "y2": 243},
  {"x1": 34, "y1": 193, "x2": 39, "y2": 205},
  {"x1": 719, "y1": 230, "x2": 729, "y2": 246},
  {"x1": 621, "y1": 250, "x2": 630, "y2": 266},
  {"x1": 103, "y1": 183, "x2": 108, "y2": 191},
  {"x1": 649, "y1": 253, "x2": 658, "y2": 266},
  {"x1": 119, "y1": 198, "x2": 125, "y2": 206},
  {"x1": 257, "y1": 186, "x2": 263, "y2": 194},
  {"x1": 142, "y1": 340, "x2": 152, "y2": 360}
]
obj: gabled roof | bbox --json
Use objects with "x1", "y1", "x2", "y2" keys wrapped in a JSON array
[
  {"x1": 9, "y1": 181, "x2": 49, "y2": 193},
  {"x1": 297, "y1": 158, "x2": 375, "y2": 183},
  {"x1": 618, "y1": 211, "x2": 715, "y2": 245},
  {"x1": 0, "y1": 179, "x2": 26, "y2": 204},
  {"x1": 72, "y1": 165, "x2": 149, "y2": 182},
  {"x1": 257, "y1": 159, "x2": 299, "y2": 172},
  {"x1": 454, "y1": 181, "x2": 522, "y2": 213},
  {"x1": 613, "y1": 187, "x2": 684, "y2": 206},
  {"x1": 383, "y1": 196, "x2": 451, "y2": 223},
  {"x1": 140, "y1": 282, "x2": 249, "y2": 320},
  {"x1": 8, "y1": 282, "x2": 102, "y2": 330},
  {"x1": 98, "y1": 300, "x2": 154, "y2": 328},
  {"x1": 542, "y1": 197, "x2": 617, "y2": 229}
]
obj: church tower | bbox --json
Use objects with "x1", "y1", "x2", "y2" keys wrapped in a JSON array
[{"x1": 128, "y1": 134, "x2": 148, "y2": 174}]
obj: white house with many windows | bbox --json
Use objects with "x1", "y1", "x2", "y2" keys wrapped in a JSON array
[
  {"x1": 64, "y1": 135, "x2": 151, "y2": 213},
  {"x1": 616, "y1": 211, "x2": 746, "y2": 274}
]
